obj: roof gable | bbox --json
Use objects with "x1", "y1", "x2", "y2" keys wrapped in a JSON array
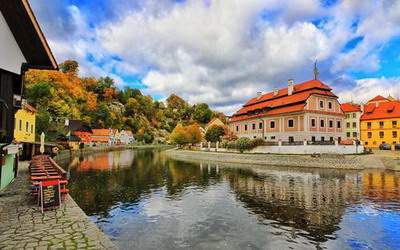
[{"x1": 0, "y1": 0, "x2": 57, "y2": 70}]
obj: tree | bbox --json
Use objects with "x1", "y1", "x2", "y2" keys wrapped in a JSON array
[
  {"x1": 205, "y1": 125, "x2": 225, "y2": 142},
  {"x1": 170, "y1": 124, "x2": 189, "y2": 146},
  {"x1": 185, "y1": 123, "x2": 203, "y2": 144},
  {"x1": 193, "y1": 103, "x2": 213, "y2": 124},
  {"x1": 59, "y1": 60, "x2": 79, "y2": 74},
  {"x1": 166, "y1": 94, "x2": 187, "y2": 110}
]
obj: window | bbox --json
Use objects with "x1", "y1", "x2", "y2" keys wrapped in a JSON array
[
  {"x1": 252, "y1": 123, "x2": 256, "y2": 130},
  {"x1": 328, "y1": 102, "x2": 332, "y2": 109},
  {"x1": 289, "y1": 136, "x2": 294, "y2": 143},
  {"x1": 311, "y1": 119, "x2": 316, "y2": 127},
  {"x1": 236, "y1": 126, "x2": 239, "y2": 132},
  {"x1": 365, "y1": 142, "x2": 368, "y2": 145},
  {"x1": 353, "y1": 132, "x2": 357, "y2": 138},
  {"x1": 379, "y1": 121, "x2": 384, "y2": 128},
  {"x1": 352, "y1": 113, "x2": 356, "y2": 118},
  {"x1": 367, "y1": 122, "x2": 372, "y2": 129},
  {"x1": 244, "y1": 125, "x2": 248, "y2": 131},
  {"x1": 288, "y1": 119, "x2": 294, "y2": 128},
  {"x1": 321, "y1": 136, "x2": 325, "y2": 141},
  {"x1": 347, "y1": 132, "x2": 351, "y2": 137},
  {"x1": 347, "y1": 122, "x2": 350, "y2": 128},
  {"x1": 31, "y1": 124, "x2": 34, "y2": 134},
  {"x1": 19, "y1": 120, "x2": 22, "y2": 131},
  {"x1": 320, "y1": 119, "x2": 325, "y2": 128},
  {"x1": 311, "y1": 136, "x2": 316, "y2": 142},
  {"x1": 368, "y1": 132, "x2": 372, "y2": 138},
  {"x1": 379, "y1": 131, "x2": 384, "y2": 138},
  {"x1": 337, "y1": 121, "x2": 341, "y2": 129},
  {"x1": 330, "y1": 137, "x2": 334, "y2": 142},
  {"x1": 253, "y1": 136, "x2": 256, "y2": 139},
  {"x1": 393, "y1": 131, "x2": 398, "y2": 138},
  {"x1": 352, "y1": 122, "x2": 357, "y2": 128},
  {"x1": 26, "y1": 121, "x2": 29, "y2": 132},
  {"x1": 319, "y1": 100, "x2": 324, "y2": 108},
  {"x1": 346, "y1": 114, "x2": 350, "y2": 118},
  {"x1": 264, "y1": 136, "x2": 267, "y2": 140},
  {"x1": 270, "y1": 121, "x2": 275, "y2": 129},
  {"x1": 393, "y1": 121, "x2": 398, "y2": 128},
  {"x1": 338, "y1": 137, "x2": 341, "y2": 143},
  {"x1": 329, "y1": 120, "x2": 333, "y2": 128},
  {"x1": 271, "y1": 136, "x2": 276, "y2": 140},
  {"x1": 259, "y1": 122, "x2": 263, "y2": 129}
]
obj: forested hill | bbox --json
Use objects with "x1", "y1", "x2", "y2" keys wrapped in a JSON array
[{"x1": 24, "y1": 60, "x2": 225, "y2": 143}]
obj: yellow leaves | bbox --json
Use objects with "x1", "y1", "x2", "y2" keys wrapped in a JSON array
[
  {"x1": 103, "y1": 88, "x2": 116, "y2": 102},
  {"x1": 86, "y1": 92, "x2": 98, "y2": 111}
]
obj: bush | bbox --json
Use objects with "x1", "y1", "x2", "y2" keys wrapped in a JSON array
[
  {"x1": 225, "y1": 138, "x2": 266, "y2": 153},
  {"x1": 205, "y1": 125, "x2": 225, "y2": 142}
]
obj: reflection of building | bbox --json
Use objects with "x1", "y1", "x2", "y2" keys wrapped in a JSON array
[
  {"x1": 0, "y1": 0, "x2": 57, "y2": 190},
  {"x1": 229, "y1": 78, "x2": 345, "y2": 142},
  {"x1": 362, "y1": 170, "x2": 400, "y2": 202},
  {"x1": 222, "y1": 167, "x2": 362, "y2": 242},
  {"x1": 360, "y1": 96, "x2": 400, "y2": 148},
  {"x1": 341, "y1": 102, "x2": 362, "y2": 140}
]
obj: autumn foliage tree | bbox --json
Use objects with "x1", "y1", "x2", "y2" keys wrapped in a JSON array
[
  {"x1": 24, "y1": 60, "x2": 223, "y2": 143},
  {"x1": 170, "y1": 123, "x2": 203, "y2": 146}
]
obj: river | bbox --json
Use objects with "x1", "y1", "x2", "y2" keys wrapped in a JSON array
[{"x1": 59, "y1": 149, "x2": 400, "y2": 250}]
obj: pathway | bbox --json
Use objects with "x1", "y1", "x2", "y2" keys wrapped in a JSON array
[{"x1": 0, "y1": 162, "x2": 116, "y2": 250}]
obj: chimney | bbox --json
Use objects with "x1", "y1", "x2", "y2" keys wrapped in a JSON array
[
  {"x1": 288, "y1": 79, "x2": 294, "y2": 95},
  {"x1": 273, "y1": 88, "x2": 279, "y2": 96},
  {"x1": 257, "y1": 91, "x2": 262, "y2": 100}
]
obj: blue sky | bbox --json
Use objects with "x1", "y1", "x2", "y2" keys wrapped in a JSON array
[{"x1": 30, "y1": 0, "x2": 400, "y2": 114}]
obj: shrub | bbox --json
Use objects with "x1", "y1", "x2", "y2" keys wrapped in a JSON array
[
  {"x1": 205, "y1": 125, "x2": 225, "y2": 142},
  {"x1": 225, "y1": 138, "x2": 266, "y2": 153}
]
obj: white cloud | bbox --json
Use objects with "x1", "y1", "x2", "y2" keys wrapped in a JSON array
[
  {"x1": 337, "y1": 77, "x2": 400, "y2": 104},
  {"x1": 31, "y1": 0, "x2": 400, "y2": 114}
]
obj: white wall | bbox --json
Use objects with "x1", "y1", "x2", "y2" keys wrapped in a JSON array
[
  {"x1": 0, "y1": 11, "x2": 26, "y2": 74},
  {"x1": 250, "y1": 145, "x2": 363, "y2": 154}
]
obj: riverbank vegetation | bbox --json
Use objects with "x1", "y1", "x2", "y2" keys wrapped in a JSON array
[{"x1": 24, "y1": 60, "x2": 225, "y2": 143}]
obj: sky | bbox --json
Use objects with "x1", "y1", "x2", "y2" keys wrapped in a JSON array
[{"x1": 30, "y1": 0, "x2": 400, "y2": 115}]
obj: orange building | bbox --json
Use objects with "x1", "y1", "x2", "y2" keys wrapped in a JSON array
[
  {"x1": 360, "y1": 96, "x2": 400, "y2": 147},
  {"x1": 91, "y1": 129, "x2": 111, "y2": 145},
  {"x1": 229, "y1": 79, "x2": 345, "y2": 143}
]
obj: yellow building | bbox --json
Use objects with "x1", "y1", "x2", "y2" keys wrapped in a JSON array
[
  {"x1": 14, "y1": 101, "x2": 36, "y2": 159},
  {"x1": 360, "y1": 96, "x2": 400, "y2": 148}
]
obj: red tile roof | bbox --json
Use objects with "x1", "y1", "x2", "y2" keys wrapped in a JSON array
[
  {"x1": 230, "y1": 79, "x2": 338, "y2": 122},
  {"x1": 368, "y1": 95, "x2": 389, "y2": 103},
  {"x1": 92, "y1": 129, "x2": 110, "y2": 136},
  {"x1": 341, "y1": 103, "x2": 361, "y2": 113},
  {"x1": 360, "y1": 101, "x2": 400, "y2": 120}
]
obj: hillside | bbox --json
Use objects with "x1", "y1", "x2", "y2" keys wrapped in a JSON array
[{"x1": 23, "y1": 60, "x2": 225, "y2": 143}]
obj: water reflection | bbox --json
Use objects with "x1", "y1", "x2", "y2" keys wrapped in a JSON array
[{"x1": 60, "y1": 149, "x2": 400, "y2": 250}]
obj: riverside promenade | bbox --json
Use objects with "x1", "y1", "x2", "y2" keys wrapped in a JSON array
[{"x1": 0, "y1": 162, "x2": 116, "y2": 250}]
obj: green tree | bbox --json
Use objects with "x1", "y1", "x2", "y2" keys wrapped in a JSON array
[
  {"x1": 205, "y1": 125, "x2": 225, "y2": 142},
  {"x1": 193, "y1": 103, "x2": 213, "y2": 124},
  {"x1": 59, "y1": 60, "x2": 79, "y2": 74}
]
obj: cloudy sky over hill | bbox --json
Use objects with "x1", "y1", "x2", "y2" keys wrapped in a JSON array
[{"x1": 31, "y1": 0, "x2": 400, "y2": 114}]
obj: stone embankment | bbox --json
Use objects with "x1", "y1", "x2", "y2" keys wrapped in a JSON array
[
  {"x1": 0, "y1": 162, "x2": 116, "y2": 250},
  {"x1": 167, "y1": 149, "x2": 386, "y2": 170}
]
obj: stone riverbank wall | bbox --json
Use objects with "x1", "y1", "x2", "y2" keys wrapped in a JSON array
[{"x1": 167, "y1": 149, "x2": 385, "y2": 170}]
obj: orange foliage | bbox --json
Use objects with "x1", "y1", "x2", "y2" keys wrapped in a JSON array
[{"x1": 103, "y1": 88, "x2": 115, "y2": 102}]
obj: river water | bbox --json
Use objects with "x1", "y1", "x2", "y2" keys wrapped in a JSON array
[{"x1": 60, "y1": 149, "x2": 400, "y2": 250}]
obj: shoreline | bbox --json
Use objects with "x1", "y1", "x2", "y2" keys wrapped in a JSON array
[{"x1": 166, "y1": 149, "x2": 388, "y2": 170}]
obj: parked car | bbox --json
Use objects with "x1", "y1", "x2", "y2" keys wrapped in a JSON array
[
  {"x1": 395, "y1": 143, "x2": 400, "y2": 150},
  {"x1": 379, "y1": 142, "x2": 392, "y2": 150}
]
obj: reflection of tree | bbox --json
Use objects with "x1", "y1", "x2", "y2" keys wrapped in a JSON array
[
  {"x1": 67, "y1": 149, "x2": 220, "y2": 216},
  {"x1": 223, "y1": 167, "x2": 363, "y2": 243}
]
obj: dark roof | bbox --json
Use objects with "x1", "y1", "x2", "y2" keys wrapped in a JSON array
[
  {"x1": 0, "y1": 0, "x2": 57, "y2": 70},
  {"x1": 68, "y1": 120, "x2": 92, "y2": 133}
]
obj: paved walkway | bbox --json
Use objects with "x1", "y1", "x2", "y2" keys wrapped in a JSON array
[{"x1": 0, "y1": 162, "x2": 116, "y2": 250}]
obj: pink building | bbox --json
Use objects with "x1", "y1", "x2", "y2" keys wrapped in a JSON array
[{"x1": 229, "y1": 79, "x2": 345, "y2": 143}]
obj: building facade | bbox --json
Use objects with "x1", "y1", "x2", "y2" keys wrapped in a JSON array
[
  {"x1": 229, "y1": 79, "x2": 345, "y2": 143},
  {"x1": 91, "y1": 129, "x2": 112, "y2": 145},
  {"x1": 0, "y1": 0, "x2": 57, "y2": 190},
  {"x1": 360, "y1": 96, "x2": 400, "y2": 148},
  {"x1": 14, "y1": 101, "x2": 36, "y2": 159},
  {"x1": 119, "y1": 130, "x2": 134, "y2": 144},
  {"x1": 341, "y1": 102, "x2": 362, "y2": 140}
]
